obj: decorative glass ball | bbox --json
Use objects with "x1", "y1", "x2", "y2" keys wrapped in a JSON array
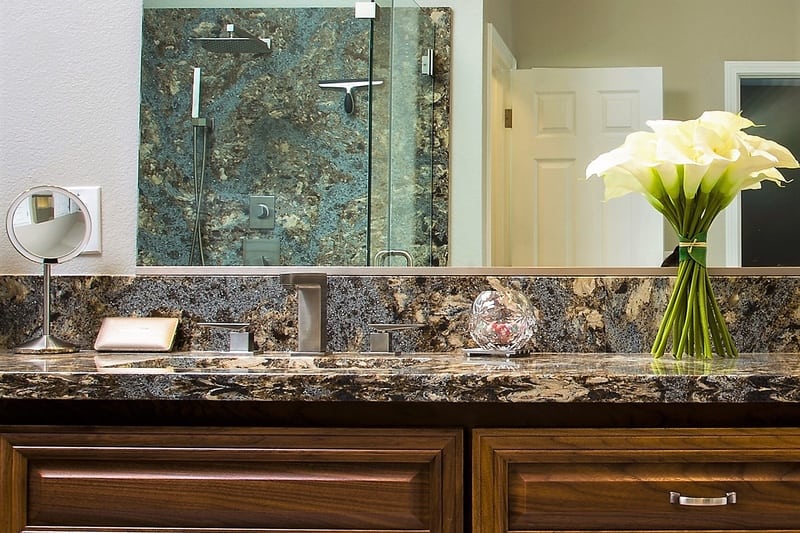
[{"x1": 469, "y1": 289, "x2": 535, "y2": 352}]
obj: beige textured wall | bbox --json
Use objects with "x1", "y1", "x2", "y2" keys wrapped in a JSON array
[
  {"x1": 485, "y1": 0, "x2": 514, "y2": 45},
  {"x1": 509, "y1": 0, "x2": 800, "y2": 119}
]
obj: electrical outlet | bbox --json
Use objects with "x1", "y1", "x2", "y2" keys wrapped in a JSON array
[{"x1": 67, "y1": 186, "x2": 102, "y2": 254}]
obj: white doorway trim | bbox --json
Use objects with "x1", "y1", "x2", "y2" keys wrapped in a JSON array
[
  {"x1": 723, "y1": 61, "x2": 800, "y2": 266},
  {"x1": 485, "y1": 23, "x2": 517, "y2": 265}
]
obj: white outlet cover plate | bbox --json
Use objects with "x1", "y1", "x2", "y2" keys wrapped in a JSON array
[{"x1": 67, "y1": 186, "x2": 102, "y2": 254}]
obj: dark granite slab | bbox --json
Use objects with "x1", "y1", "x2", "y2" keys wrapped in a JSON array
[
  {"x1": 3, "y1": 274, "x2": 800, "y2": 355},
  {"x1": 1, "y1": 351, "x2": 798, "y2": 404}
]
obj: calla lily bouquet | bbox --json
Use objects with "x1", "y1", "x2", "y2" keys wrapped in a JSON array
[{"x1": 586, "y1": 111, "x2": 798, "y2": 358}]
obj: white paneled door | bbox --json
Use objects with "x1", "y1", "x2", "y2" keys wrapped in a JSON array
[{"x1": 510, "y1": 67, "x2": 663, "y2": 267}]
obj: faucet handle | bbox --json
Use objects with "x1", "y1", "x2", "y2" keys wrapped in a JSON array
[
  {"x1": 197, "y1": 322, "x2": 252, "y2": 353},
  {"x1": 367, "y1": 323, "x2": 424, "y2": 354}
]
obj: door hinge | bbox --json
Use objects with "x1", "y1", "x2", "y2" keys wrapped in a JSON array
[
  {"x1": 504, "y1": 109, "x2": 513, "y2": 128},
  {"x1": 421, "y1": 48, "x2": 434, "y2": 77}
]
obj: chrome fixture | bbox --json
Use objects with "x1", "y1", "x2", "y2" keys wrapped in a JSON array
[
  {"x1": 670, "y1": 491, "x2": 737, "y2": 507},
  {"x1": 243, "y1": 238, "x2": 280, "y2": 266},
  {"x1": 6, "y1": 186, "x2": 91, "y2": 353},
  {"x1": 249, "y1": 195, "x2": 275, "y2": 229},
  {"x1": 190, "y1": 67, "x2": 211, "y2": 128},
  {"x1": 191, "y1": 67, "x2": 201, "y2": 121},
  {"x1": 280, "y1": 272, "x2": 328, "y2": 354},
  {"x1": 367, "y1": 323, "x2": 424, "y2": 354},
  {"x1": 197, "y1": 322, "x2": 252, "y2": 353},
  {"x1": 421, "y1": 48, "x2": 434, "y2": 76},
  {"x1": 374, "y1": 249, "x2": 413, "y2": 266},
  {"x1": 193, "y1": 23, "x2": 271, "y2": 54},
  {"x1": 189, "y1": 67, "x2": 211, "y2": 265},
  {"x1": 319, "y1": 79, "x2": 383, "y2": 114}
]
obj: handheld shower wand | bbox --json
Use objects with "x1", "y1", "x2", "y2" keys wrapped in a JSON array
[
  {"x1": 192, "y1": 67, "x2": 201, "y2": 120},
  {"x1": 191, "y1": 67, "x2": 210, "y2": 128},
  {"x1": 190, "y1": 67, "x2": 210, "y2": 265}
]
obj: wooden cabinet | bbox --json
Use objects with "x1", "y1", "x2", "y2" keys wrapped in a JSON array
[
  {"x1": 6, "y1": 422, "x2": 800, "y2": 533},
  {"x1": 0, "y1": 427, "x2": 462, "y2": 533},
  {"x1": 473, "y1": 428, "x2": 800, "y2": 532}
]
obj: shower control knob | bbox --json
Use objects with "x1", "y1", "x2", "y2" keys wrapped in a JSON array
[{"x1": 249, "y1": 195, "x2": 275, "y2": 229}]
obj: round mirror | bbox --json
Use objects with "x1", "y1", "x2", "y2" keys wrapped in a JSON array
[
  {"x1": 6, "y1": 185, "x2": 90, "y2": 263},
  {"x1": 6, "y1": 185, "x2": 91, "y2": 353}
]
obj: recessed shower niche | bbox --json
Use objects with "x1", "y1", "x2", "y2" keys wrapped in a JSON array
[{"x1": 137, "y1": 2, "x2": 450, "y2": 267}]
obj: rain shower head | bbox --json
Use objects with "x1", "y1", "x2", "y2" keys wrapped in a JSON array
[{"x1": 193, "y1": 24, "x2": 271, "y2": 54}]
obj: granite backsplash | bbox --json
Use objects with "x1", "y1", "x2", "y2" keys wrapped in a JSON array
[{"x1": 2, "y1": 274, "x2": 799, "y2": 355}]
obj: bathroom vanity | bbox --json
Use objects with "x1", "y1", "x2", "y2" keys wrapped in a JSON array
[{"x1": 2, "y1": 350, "x2": 800, "y2": 532}]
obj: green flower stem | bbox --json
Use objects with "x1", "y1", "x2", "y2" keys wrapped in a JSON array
[
  {"x1": 651, "y1": 253, "x2": 737, "y2": 359},
  {"x1": 681, "y1": 197, "x2": 694, "y2": 235},
  {"x1": 651, "y1": 260, "x2": 692, "y2": 357},
  {"x1": 697, "y1": 264, "x2": 712, "y2": 358},
  {"x1": 673, "y1": 262, "x2": 701, "y2": 358}
]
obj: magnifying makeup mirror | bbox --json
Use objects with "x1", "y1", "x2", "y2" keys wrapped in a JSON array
[{"x1": 6, "y1": 185, "x2": 91, "y2": 353}]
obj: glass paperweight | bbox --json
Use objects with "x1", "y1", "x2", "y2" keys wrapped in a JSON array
[{"x1": 468, "y1": 288, "x2": 534, "y2": 355}]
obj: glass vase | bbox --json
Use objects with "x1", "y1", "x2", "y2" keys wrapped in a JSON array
[{"x1": 469, "y1": 289, "x2": 534, "y2": 353}]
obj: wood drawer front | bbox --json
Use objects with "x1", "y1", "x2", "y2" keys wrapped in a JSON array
[
  {"x1": 1, "y1": 427, "x2": 462, "y2": 533},
  {"x1": 474, "y1": 428, "x2": 800, "y2": 532}
]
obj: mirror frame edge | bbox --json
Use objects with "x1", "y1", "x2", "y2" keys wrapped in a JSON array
[{"x1": 135, "y1": 265, "x2": 800, "y2": 277}]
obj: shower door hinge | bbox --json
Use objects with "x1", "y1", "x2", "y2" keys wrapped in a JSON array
[
  {"x1": 421, "y1": 48, "x2": 434, "y2": 76},
  {"x1": 355, "y1": 1, "x2": 377, "y2": 19},
  {"x1": 505, "y1": 109, "x2": 513, "y2": 128}
]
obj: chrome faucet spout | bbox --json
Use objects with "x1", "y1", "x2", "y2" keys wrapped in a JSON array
[{"x1": 280, "y1": 272, "x2": 328, "y2": 354}]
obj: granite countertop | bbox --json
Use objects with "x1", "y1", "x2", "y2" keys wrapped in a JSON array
[{"x1": 1, "y1": 351, "x2": 799, "y2": 403}]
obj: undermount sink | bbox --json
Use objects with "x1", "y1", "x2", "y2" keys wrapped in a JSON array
[{"x1": 94, "y1": 352, "x2": 435, "y2": 373}]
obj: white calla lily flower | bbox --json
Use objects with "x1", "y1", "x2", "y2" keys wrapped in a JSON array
[{"x1": 584, "y1": 111, "x2": 798, "y2": 359}]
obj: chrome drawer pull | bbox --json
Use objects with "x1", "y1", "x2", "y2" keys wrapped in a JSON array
[{"x1": 669, "y1": 491, "x2": 737, "y2": 506}]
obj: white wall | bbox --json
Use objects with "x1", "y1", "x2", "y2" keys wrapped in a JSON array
[
  {"x1": 0, "y1": 0, "x2": 143, "y2": 275},
  {"x1": 511, "y1": 0, "x2": 800, "y2": 120},
  {"x1": 0, "y1": 0, "x2": 486, "y2": 274},
  {"x1": 483, "y1": 0, "x2": 512, "y2": 46}
]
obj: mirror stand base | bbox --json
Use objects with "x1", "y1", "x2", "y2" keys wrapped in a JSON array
[{"x1": 13, "y1": 334, "x2": 80, "y2": 354}]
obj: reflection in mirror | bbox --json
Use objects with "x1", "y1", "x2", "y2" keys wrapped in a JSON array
[
  {"x1": 487, "y1": 0, "x2": 800, "y2": 268},
  {"x1": 137, "y1": 2, "x2": 450, "y2": 268},
  {"x1": 6, "y1": 186, "x2": 91, "y2": 353},
  {"x1": 732, "y1": 67, "x2": 800, "y2": 266}
]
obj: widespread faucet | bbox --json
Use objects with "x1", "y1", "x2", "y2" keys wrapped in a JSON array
[
  {"x1": 280, "y1": 272, "x2": 328, "y2": 354},
  {"x1": 197, "y1": 322, "x2": 252, "y2": 353}
]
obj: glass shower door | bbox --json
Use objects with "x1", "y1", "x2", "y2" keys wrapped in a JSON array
[{"x1": 369, "y1": 0, "x2": 436, "y2": 267}]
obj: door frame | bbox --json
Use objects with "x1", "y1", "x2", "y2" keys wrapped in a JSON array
[
  {"x1": 485, "y1": 23, "x2": 517, "y2": 266},
  {"x1": 723, "y1": 61, "x2": 800, "y2": 266}
]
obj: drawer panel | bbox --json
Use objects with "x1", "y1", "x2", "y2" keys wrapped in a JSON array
[
  {"x1": 29, "y1": 460, "x2": 429, "y2": 529},
  {"x1": 474, "y1": 428, "x2": 800, "y2": 533},
  {"x1": 509, "y1": 462, "x2": 800, "y2": 530},
  {"x1": 1, "y1": 427, "x2": 462, "y2": 533}
]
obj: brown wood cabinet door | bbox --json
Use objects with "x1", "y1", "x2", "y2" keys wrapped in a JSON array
[
  {"x1": 473, "y1": 428, "x2": 800, "y2": 533},
  {"x1": 0, "y1": 426, "x2": 462, "y2": 533}
]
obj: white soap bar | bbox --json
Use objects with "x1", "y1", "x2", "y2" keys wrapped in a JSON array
[{"x1": 94, "y1": 317, "x2": 179, "y2": 352}]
